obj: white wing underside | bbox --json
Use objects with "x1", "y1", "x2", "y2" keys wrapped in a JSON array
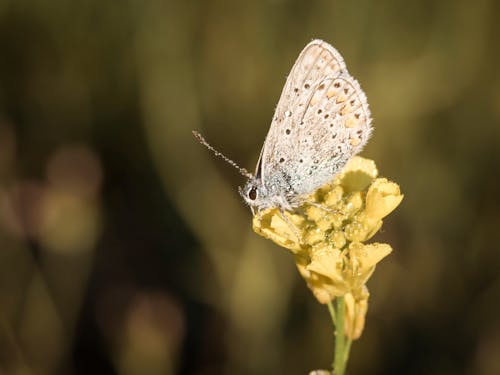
[{"x1": 257, "y1": 39, "x2": 372, "y2": 201}]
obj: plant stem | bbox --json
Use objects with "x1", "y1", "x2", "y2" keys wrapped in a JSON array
[
  {"x1": 331, "y1": 296, "x2": 349, "y2": 375},
  {"x1": 344, "y1": 338, "x2": 353, "y2": 369},
  {"x1": 327, "y1": 300, "x2": 336, "y2": 325}
]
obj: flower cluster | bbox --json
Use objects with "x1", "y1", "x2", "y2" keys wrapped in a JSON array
[{"x1": 252, "y1": 156, "x2": 403, "y2": 340}]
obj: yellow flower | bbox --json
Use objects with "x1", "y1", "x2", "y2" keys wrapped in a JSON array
[
  {"x1": 344, "y1": 289, "x2": 369, "y2": 340},
  {"x1": 252, "y1": 156, "x2": 403, "y2": 340}
]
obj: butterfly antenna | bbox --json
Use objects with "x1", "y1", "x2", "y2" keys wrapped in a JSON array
[{"x1": 192, "y1": 131, "x2": 253, "y2": 179}]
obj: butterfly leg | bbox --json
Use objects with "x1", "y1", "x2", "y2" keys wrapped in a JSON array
[
  {"x1": 304, "y1": 200, "x2": 342, "y2": 214},
  {"x1": 278, "y1": 208, "x2": 302, "y2": 244}
]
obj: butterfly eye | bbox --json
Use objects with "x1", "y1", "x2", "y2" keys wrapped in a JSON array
[{"x1": 248, "y1": 187, "x2": 257, "y2": 200}]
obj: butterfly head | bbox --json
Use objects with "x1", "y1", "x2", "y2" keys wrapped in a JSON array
[
  {"x1": 239, "y1": 177, "x2": 266, "y2": 209},
  {"x1": 239, "y1": 176, "x2": 293, "y2": 214}
]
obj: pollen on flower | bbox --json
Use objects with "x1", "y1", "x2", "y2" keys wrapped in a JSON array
[
  {"x1": 251, "y1": 156, "x2": 403, "y2": 340},
  {"x1": 330, "y1": 231, "x2": 346, "y2": 249},
  {"x1": 323, "y1": 185, "x2": 343, "y2": 206}
]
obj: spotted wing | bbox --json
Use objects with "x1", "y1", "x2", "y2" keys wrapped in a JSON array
[
  {"x1": 257, "y1": 40, "x2": 346, "y2": 181},
  {"x1": 286, "y1": 72, "x2": 372, "y2": 195},
  {"x1": 258, "y1": 40, "x2": 371, "y2": 199}
]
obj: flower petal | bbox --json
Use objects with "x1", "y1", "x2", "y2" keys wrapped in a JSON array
[{"x1": 365, "y1": 178, "x2": 404, "y2": 221}]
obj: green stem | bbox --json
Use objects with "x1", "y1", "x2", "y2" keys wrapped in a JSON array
[
  {"x1": 328, "y1": 297, "x2": 352, "y2": 375},
  {"x1": 333, "y1": 297, "x2": 345, "y2": 374},
  {"x1": 344, "y1": 338, "x2": 353, "y2": 369},
  {"x1": 327, "y1": 300, "x2": 336, "y2": 326}
]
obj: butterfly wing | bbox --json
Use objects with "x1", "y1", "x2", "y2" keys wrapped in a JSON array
[
  {"x1": 258, "y1": 40, "x2": 372, "y2": 200},
  {"x1": 288, "y1": 72, "x2": 372, "y2": 195},
  {"x1": 257, "y1": 40, "x2": 346, "y2": 179}
]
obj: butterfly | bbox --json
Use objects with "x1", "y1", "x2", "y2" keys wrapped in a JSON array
[{"x1": 194, "y1": 39, "x2": 372, "y2": 215}]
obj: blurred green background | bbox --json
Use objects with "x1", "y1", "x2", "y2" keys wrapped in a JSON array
[{"x1": 1, "y1": 0, "x2": 499, "y2": 374}]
